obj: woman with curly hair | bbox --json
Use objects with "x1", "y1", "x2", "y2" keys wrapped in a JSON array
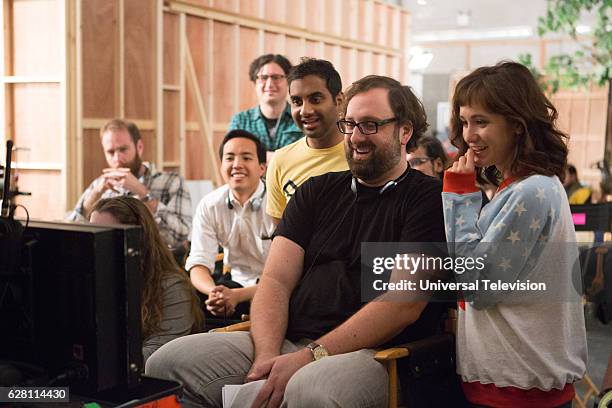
[
  {"x1": 90, "y1": 196, "x2": 203, "y2": 363},
  {"x1": 443, "y1": 61, "x2": 587, "y2": 407}
]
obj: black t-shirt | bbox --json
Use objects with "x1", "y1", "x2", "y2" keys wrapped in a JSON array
[{"x1": 275, "y1": 169, "x2": 447, "y2": 345}]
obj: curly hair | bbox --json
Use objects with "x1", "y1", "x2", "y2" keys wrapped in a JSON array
[
  {"x1": 450, "y1": 61, "x2": 568, "y2": 185},
  {"x1": 342, "y1": 75, "x2": 429, "y2": 150},
  {"x1": 91, "y1": 196, "x2": 202, "y2": 339}
]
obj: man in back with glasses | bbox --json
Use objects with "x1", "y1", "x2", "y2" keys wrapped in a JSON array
[
  {"x1": 229, "y1": 54, "x2": 302, "y2": 154},
  {"x1": 146, "y1": 75, "x2": 447, "y2": 407}
]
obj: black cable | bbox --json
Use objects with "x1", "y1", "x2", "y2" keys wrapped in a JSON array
[{"x1": 13, "y1": 204, "x2": 29, "y2": 230}]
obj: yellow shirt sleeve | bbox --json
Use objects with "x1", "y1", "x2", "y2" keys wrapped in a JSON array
[{"x1": 265, "y1": 153, "x2": 286, "y2": 219}]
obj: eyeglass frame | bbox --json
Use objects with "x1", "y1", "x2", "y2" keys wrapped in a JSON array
[
  {"x1": 255, "y1": 74, "x2": 286, "y2": 83},
  {"x1": 407, "y1": 157, "x2": 433, "y2": 168},
  {"x1": 336, "y1": 117, "x2": 398, "y2": 135}
]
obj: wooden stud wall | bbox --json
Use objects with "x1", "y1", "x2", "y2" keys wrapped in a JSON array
[
  {"x1": 163, "y1": 0, "x2": 410, "y2": 180},
  {"x1": 1, "y1": 0, "x2": 66, "y2": 220},
  {"x1": 552, "y1": 84, "x2": 610, "y2": 197},
  {"x1": 1, "y1": 0, "x2": 411, "y2": 220}
]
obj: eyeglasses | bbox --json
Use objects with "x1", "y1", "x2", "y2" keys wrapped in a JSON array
[
  {"x1": 336, "y1": 118, "x2": 398, "y2": 135},
  {"x1": 256, "y1": 74, "x2": 286, "y2": 83},
  {"x1": 408, "y1": 157, "x2": 432, "y2": 167}
]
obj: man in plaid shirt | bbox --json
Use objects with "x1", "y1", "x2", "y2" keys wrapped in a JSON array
[
  {"x1": 228, "y1": 54, "x2": 302, "y2": 153},
  {"x1": 67, "y1": 119, "x2": 191, "y2": 248}
]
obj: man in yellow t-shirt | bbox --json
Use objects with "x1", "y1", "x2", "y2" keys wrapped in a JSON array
[{"x1": 266, "y1": 58, "x2": 349, "y2": 223}]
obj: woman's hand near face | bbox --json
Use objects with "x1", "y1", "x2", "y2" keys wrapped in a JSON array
[{"x1": 448, "y1": 148, "x2": 475, "y2": 174}]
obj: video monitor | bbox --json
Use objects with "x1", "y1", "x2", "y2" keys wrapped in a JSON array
[{"x1": 0, "y1": 220, "x2": 143, "y2": 394}]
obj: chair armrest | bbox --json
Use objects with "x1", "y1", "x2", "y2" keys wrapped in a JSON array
[{"x1": 375, "y1": 334, "x2": 454, "y2": 361}]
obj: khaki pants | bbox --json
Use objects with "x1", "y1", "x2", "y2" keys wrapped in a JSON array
[{"x1": 145, "y1": 331, "x2": 388, "y2": 407}]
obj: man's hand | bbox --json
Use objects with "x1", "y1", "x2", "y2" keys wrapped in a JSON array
[
  {"x1": 448, "y1": 148, "x2": 475, "y2": 174},
  {"x1": 205, "y1": 285, "x2": 238, "y2": 316},
  {"x1": 247, "y1": 349, "x2": 312, "y2": 408},
  {"x1": 102, "y1": 168, "x2": 147, "y2": 197}
]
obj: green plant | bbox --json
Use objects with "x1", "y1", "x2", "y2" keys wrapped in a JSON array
[{"x1": 520, "y1": 0, "x2": 611, "y2": 94}]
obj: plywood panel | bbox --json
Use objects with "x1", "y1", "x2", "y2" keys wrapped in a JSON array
[
  {"x1": 390, "y1": 7, "x2": 401, "y2": 50},
  {"x1": 13, "y1": 83, "x2": 61, "y2": 163},
  {"x1": 15, "y1": 169, "x2": 64, "y2": 220},
  {"x1": 12, "y1": 0, "x2": 61, "y2": 76},
  {"x1": 553, "y1": 98, "x2": 571, "y2": 133},
  {"x1": 163, "y1": 91, "x2": 180, "y2": 162},
  {"x1": 186, "y1": 16, "x2": 210, "y2": 122},
  {"x1": 569, "y1": 98, "x2": 587, "y2": 137},
  {"x1": 125, "y1": 0, "x2": 154, "y2": 119},
  {"x1": 305, "y1": 40, "x2": 320, "y2": 59},
  {"x1": 238, "y1": 27, "x2": 259, "y2": 112},
  {"x1": 82, "y1": 129, "x2": 108, "y2": 190},
  {"x1": 285, "y1": 36, "x2": 305, "y2": 66},
  {"x1": 213, "y1": 0, "x2": 236, "y2": 12},
  {"x1": 263, "y1": 31, "x2": 284, "y2": 55},
  {"x1": 140, "y1": 130, "x2": 157, "y2": 166},
  {"x1": 239, "y1": 0, "x2": 261, "y2": 19},
  {"x1": 324, "y1": 0, "x2": 338, "y2": 37},
  {"x1": 285, "y1": 0, "x2": 305, "y2": 29},
  {"x1": 163, "y1": 12, "x2": 180, "y2": 85},
  {"x1": 82, "y1": 0, "x2": 117, "y2": 118},
  {"x1": 375, "y1": 53, "x2": 386, "y2": 76},
  {"x1": 263, "y1": 0, "x2": 284, "y2": 24},
  {"x1": 339, "y1": 47, "x2": 351, "y2": 87},
  {"x1": 374, "y1": 2, "x2": 387, "y2": 47},
  {"x1": 588, "y1": 97, "x2": 607, "y2": 139},
  {"x1": 185, "y1": 130, "x2": 206, "y2": 179},
  {"x1": 212, "y1": 21, "x2": 235, "y2": 124}
]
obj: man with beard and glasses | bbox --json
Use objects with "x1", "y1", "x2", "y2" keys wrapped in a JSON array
[
  {"x1": 145, "y1": 76, "x2": 447, "y2": 408},
  {"x1": 67, "y1": 119, "x2": 191, "y2": 248},
  {"x1": 265, "y1": 58, "x2": 349, "y2": 224}
]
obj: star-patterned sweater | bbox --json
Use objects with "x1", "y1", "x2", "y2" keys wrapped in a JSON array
[{"x1": 442, "y1": 171, "x2": 587, "y2": 406}]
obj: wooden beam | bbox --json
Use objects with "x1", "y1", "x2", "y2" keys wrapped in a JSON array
[
  {"x1": 2, "y1": 76, "x2": 61, "y2": 83},
  {"x1": 2, "y1": 0, "x2": 13, "y2": 143},
  {"x1": 155, "y1": 0, "x2": 163, "y2": 168},
  {"x1": 184, "y1": 37, "x2": 223, "y2": 186},
  {"x1": 178, "y1": 11, "x2": 186, "y2": 178},
  {"x1": 166, "y1": 0, "x2": 401, "y2": 57},
  {"x1": 12, "y1": 162, "x2": 63, "y2": 171},
  {"x1": 82, "y1": 118, "x2": 156, "y2": 130},
  {"x1": 117, "y1": 0, "x2": 125, "y2": 117}
]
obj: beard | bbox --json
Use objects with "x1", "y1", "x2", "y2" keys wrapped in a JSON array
[
  {"x1": 345, "y1": 129, "x2": 402, "y2": 182},
  {"x1": 127, "y1": 154, "x2": 143, "y2": 177}
]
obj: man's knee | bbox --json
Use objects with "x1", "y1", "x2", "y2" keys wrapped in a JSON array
[{"x1": 283, "y1": 351, "x2": 388, "y2": 408}]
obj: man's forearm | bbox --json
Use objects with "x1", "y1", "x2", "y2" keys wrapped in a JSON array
[
  {"x1": 250, "y1": 276, "x2": 291, "y2": 360},
  {"x1": 190, "y1": 265, "x2": 216, "y2": 295},
  {"x1": 317, "y1": 301, "x2": 427, "y2": 356}
]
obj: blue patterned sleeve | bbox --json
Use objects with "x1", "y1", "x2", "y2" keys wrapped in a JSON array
[{"x1": 442, "y1": 176, "x2": 561, "y2": 308}]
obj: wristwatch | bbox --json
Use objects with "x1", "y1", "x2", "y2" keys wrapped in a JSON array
[
  {"x1": 141, "y1": 192, "x2": 154, "y2": 202},
  {"x1": 306, "y1": 342, "x2": 329, "y2": 361}
]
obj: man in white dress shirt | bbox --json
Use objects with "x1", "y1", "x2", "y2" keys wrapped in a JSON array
[{"x1": 186, "y1": 130, "x2": 276, "y2": 318}]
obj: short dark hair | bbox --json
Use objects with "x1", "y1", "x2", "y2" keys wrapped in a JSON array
[
  {"x1": 249, "y1": 54, "x2": 292, "y2": 82},
  {"x1": 567, "y1": 164, "x2": 577, "y2": 178},
  {"x1": 219, "y1": 130, "x2": 266, "y2": 164},
  {"x1": 450, "y1": 61, "x2": 568, "y2": 184},
  {"x1": 410, "y1": 136, "x2": 449, "y2": 164},
  {"x1": 287, "y1": 58, "x2": 342, "y2": 98},
  {"x1": 343, "y1": 75, "x2": 428, "y2": 150},
  {"x1": 100, "y1": 119, "x2": 141, "y2": 145}
]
